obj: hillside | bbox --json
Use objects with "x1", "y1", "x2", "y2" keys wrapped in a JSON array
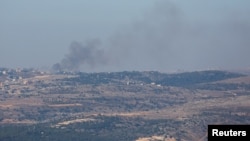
[
  {"x1": 0, "y1": 69, "x2": 249, "y2": 141},
  {"x1": 61, "y1": 70, "x2": 244, "y2": 86}
]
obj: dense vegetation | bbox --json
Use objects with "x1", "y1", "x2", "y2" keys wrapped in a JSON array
[
  {"x1": 0, "y1": 116, "x2": 182, "y2": 141},
  {"x1": 193, "y1": 83, "x2": 250, "y2": 91},
  {"x1": 61, "y1": 70, "x2": 244, "y2": 87}
]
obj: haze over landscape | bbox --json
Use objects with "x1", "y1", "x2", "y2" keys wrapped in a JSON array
[
  {"x1": 1, "y1": 1, "x2": 250, "y2": 140},
  {"x1": 1, "y1": 0, "x2": 250, "y2": 72}
]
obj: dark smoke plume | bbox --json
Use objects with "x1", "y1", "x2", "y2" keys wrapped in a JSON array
[
  {"x1": 53, "y1": 0, "x2": 250, "y2": 72},
  {"x1": 52, "y1": 39, "x2": 107, "y2": 71}
]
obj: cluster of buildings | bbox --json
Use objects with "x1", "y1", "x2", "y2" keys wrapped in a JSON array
[{"x1": 0, "y1": 67, "x2": 47, "y2": 94}]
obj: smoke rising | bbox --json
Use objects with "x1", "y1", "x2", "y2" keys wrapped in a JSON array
[
  {"x1": 52, "y1": 39, "x2": 107, "y2": 71},
  {"x1": 53, "y1": 0, "x2": 250, "y2": 72}
]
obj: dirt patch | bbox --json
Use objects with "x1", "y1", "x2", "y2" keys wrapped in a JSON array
[
  {"x1": 55, "y1": 118, "x2": 96, "y2": 126},
  {"x1": 48, "y1": 103, "x2": 82, "y2": 107},
  {"x1": 136, "y1": 136, "x2": 176, "y2": 141},
  {"x1": 0, "y1": 119, "x2": 36, "y2": 124}
]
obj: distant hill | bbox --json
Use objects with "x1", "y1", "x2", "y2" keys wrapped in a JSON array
[{"x1": 61, "y1": 70, "x2": 245, "y2": 87}]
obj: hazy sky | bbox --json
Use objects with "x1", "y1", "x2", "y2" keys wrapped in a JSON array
[{"x1": 1, "y1": 0, "x2": 250, "y2": 72}]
